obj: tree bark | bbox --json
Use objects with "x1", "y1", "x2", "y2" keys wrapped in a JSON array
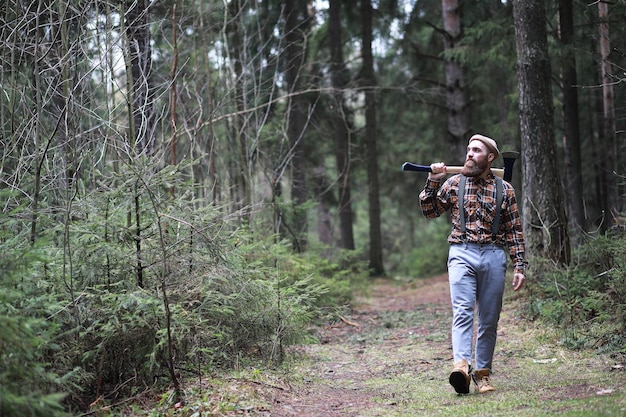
[
  {"x1": 169, "y1": 1, "x2": 178, "y2": 196},
  {"x1": 192, "y1": 0, "x2": 219, "y2": 205},
  {"x1": 512, "y1": 0, "x2": 570, "y2": 265},
  {"x1": 312, "y1": 167, "x2": 335, "y2": 247},
  {"x1": 283, "y1": 0, "x2": 308, "y2": 252},
  {"x1": 124, "y1": 0, "x2": 155, "y2": 155},
  {"x1": 228, "y1": 0, "x2": 252, "y2": 219},
  {"x1": 361, "y1": 0, "x2": 385, "y2": 276},
  {"x1": 30, "y1": 0, "x2": 44, "y2": 245},
  {"x1": 598, "y1": 0, "x2": 618, "y2": 229},
  {"x1": 442, "y1": 0, "x2": 471, "y2": 163},
  {"x1": 329, "y1": 0, "x2": 355, "y2": 250},
  {"x1": 558, "y1": 0, "x2": 585, "y2": 241}
]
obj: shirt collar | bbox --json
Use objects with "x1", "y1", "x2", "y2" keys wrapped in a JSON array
[{"x1": 471, "y1": 171, "x2": 496, "y2": 186}]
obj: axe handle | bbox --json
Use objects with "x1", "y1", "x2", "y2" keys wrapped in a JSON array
[{"x1": 401, "y1": 162, "x2": 504, "y2": 179}]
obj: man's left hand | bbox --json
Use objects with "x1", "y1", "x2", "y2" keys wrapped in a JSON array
[{"x1": 512, "y1": 273, "x2": 525, "y2": 291}]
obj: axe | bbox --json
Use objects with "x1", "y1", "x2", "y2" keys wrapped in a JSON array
[{"x1": 402, "y1": 151, "x2": 519, "y2": 182}]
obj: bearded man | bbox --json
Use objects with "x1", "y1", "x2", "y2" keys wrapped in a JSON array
[{"x1": 419, "y1": 134, "x2": 526, "y2": 394}]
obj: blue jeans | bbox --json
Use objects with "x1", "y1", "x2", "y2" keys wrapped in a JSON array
[{"x1": 448, "y1": 243, "x2": 507, "y2": 371}]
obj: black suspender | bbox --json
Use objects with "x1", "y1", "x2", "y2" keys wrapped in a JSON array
[
  {"x1": 493, "y1": 176, "x2": 503, "y2": 236},
  {"x1": 458, "y1": 175, "x2": 503, "y2": 240},
  {"x1": 458, "y1": 175, "x2": 467, "y2": 237}
]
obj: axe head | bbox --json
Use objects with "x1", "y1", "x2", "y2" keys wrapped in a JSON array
[{"x1": 501, "y1": 151, "x2": 519, "y2": 182}]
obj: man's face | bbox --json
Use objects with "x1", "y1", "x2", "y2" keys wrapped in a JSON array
[{"x1": 461, "y1": 140, "x2": 493, "y2": 177}]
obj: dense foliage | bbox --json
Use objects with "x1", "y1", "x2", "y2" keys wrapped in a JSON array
[
  {"x1": 527, "y1": 230, "x2": 626, "y2": 353},
  {"x1": 0, "y1": 226, "x2": 71, "y2": 417},
  {"x1": 0, "y1": 167, "x2": 367, "y2": 413}
]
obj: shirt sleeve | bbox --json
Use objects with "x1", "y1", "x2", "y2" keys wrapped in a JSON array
[
  {"x1": 419, "y1": 178, "x2": 450, "y2": 218},
  {"x1": 501, "y1": 186, "x2": 526, "y2": 274}
]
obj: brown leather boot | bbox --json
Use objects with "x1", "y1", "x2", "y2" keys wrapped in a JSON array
[
  {"x1": 449, "y1": 359, "x2": 471, "y2": 394},
  {"x1": 474, "y1": 369, "x2": 495, "y2": 393}
]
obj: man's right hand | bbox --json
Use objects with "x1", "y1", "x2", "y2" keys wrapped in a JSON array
[{"x1": 428, "y1": 162, "x2": 448, "y2": 181}]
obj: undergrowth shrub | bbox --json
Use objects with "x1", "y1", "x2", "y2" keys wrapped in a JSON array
[
  {"x1": 0, "y1": 163, "x2": 368, "y2": 414},
  {"x1": 526, "y1": 230, "x2": 626, "y2": 352},
  {"x1": 0, "y1": 231, "x2": 71, "y2": 417}
]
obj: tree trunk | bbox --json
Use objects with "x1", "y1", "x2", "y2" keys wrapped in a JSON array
[
  {"x1": 442, "y1": 0, "x2": 471, "y2": 163},
  {"x1": 589, "y1": 42, "x2": 607, "y2": 228},
  {"x1": 57, "y1": 0, "x2": 76, "y2": 191},
  {"x1": 361, "y1": 0, "x2": 385, "y2": 276},
  {"x1": 329, "y1": 0, "x2": 355, "y2": 250},
  {"x1": 124, "y1": 0, "x2": 155, "y2": 155},
  {"x1": 196, "y1": 0, "x2": 219, "y2": 205},
  {"x1": 134, "y1": 183, "x2": 143, "y2": 288},
  {"x1": 312, "y1": 167, "x2": 335, "y2": 248},
  {"x1": 512, "y1": 0, "x2": 570, "y2": 265},
  {"x1": 228, "y1": 0, "x2": 252, "y2": 219},
  {"x1": 283, "y1": 0, "x2": 308, "y2": 252},
  {"x1": 169, "y1": 1, "x2": 178, "y2": 196},
  {"x1": 558, "y1": 0, "x2": 585, "y2": 241},
  {"x1": 598, "y1": 0, "x2": 618, "y2": 229}
]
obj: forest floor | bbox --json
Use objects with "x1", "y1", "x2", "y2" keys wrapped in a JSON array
[{"x1": 127, "y1": 274, "x2": 626, "y2": 416}]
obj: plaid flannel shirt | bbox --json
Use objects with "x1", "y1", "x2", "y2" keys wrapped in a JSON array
[{"x1": 419, "y1": 173, "x2": 526, "y2": 275}]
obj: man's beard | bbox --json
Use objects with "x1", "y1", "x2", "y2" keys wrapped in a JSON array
[{"x1": 461, "y1": 158, "x2": 488, "y2": 177}]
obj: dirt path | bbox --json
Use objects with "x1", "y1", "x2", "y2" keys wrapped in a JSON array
[
  {"x1": 263, "y1": 275, "x2": 626, "y2": 417},
  {"x1": 269, "y1": 275, "x2": 450, "y2": 416}
]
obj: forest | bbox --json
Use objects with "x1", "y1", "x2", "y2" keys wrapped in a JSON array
[{"x1": 0, "y1": 0, "x2": 624, "y2": 415}]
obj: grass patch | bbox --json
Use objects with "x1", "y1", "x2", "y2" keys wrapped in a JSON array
[{"x1": 355, "y1": 297, "x2": 626, "y2": 417}]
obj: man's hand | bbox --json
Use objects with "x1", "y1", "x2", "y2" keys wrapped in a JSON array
[
  {"x1": 429, "y1": 162, "x2": 448, "y2": 181},
  {"x1": 512, "y1": 273, "x2": 525, "y2": 291}
]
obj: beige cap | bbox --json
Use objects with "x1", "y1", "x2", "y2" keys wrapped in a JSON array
[{"x1": 469, "y1": 134, "x2": 500, "y2": 158}]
